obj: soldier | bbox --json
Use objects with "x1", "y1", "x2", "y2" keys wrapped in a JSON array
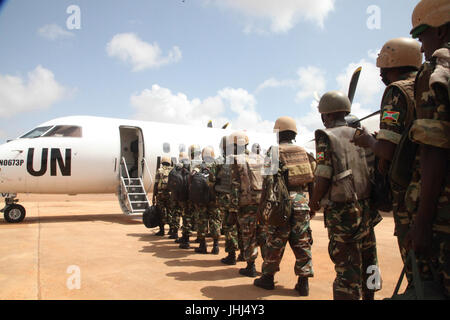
[
  {"x1": 352, "y1": 37, "x2": 422, "y2": 284},
  {"x1": 174, "y1": 151, "x2": 193, "y2": 249},
  {"x1": 216, "y1": 136, "x2": 245, "y2": 265},
  {"x1": 405, "y1": 0, "x2": 450, "y2": 298},
  {"x1": 191, "y1": 147, "x2": 222, "y2": 254},
  {"x1": 152, "y1": 156, "x2": 173, "y2": 236},
  {"x1": 254, "y1": 116, "x2": 315, "y2": 296},
  {"x1": 230, "y1": 131, "x2": 264, "y2": 277},
  {"x1": 309, "y1": 91, "x2": 380, "y2": 300}
]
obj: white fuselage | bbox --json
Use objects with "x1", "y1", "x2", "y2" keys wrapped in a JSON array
[{"x1": 0, "y1": 116, "x2": 278, "y2": 195}]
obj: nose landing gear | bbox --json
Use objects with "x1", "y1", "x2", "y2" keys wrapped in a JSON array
[{"x1": 1, "y1": 195, "x2": 26, "y2": 223}]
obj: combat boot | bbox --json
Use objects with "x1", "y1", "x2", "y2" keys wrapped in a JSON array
[
  {"x1": 179, "y1": 235, "x2": 190, "y2": 249},
  {"x1": 211, "y1": 239, "x2": 219, "y2": 255},
  {"x1": 362, "y1": 291, "x2": 375, "y2": 300},
  {"x1": 237, "y1": 252, "x2": 245, "y2": 262},
  {"x1": 254, "y1": 274, "x2": 274, "y2": 290},
  {"x1": 155, "y1": 224, "x2": 165, "y2": 236},
  {"x1": 195, "y1": 239, "x2": 208, "y2": 254},
  {"x1": 295, "y1": 277, "x2": 309, "y2": 296},
  {"x1": 169, "y1": 228, "x2": 179, "y2": 240},
  {"x1": 221, "y1": 251, "x2": 236, "y2": 265},
  {"x1": 239, "y1": 262, "x2": 257, "y2": 278}
]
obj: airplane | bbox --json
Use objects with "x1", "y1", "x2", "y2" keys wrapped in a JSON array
[{"x1": 0, "y1": 115, "x2": 282, "y2": 223}]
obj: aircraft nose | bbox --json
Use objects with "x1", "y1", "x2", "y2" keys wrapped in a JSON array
[{"x1": 0, "y1": 141, "x2": 27, "y2": 193}]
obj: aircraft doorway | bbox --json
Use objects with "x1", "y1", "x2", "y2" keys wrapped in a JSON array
[{"x1": 119, "y1": 126, "x2": 144, "y2": 178}]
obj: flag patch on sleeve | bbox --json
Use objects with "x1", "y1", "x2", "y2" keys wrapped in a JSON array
[
  {"x1": 316, "y1": 152, "x2": 325, "y2": 161},
  {"x1": 382, "y1": 111, "x2": 400, "y2": 123}
]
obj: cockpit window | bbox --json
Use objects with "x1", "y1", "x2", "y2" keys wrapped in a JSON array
[
  {"x1": 20, "y1": 126, "x2": 53, "y2": 138},
  {"x1": 43, "y1": 125, "x2": 82, "y2": 138}
]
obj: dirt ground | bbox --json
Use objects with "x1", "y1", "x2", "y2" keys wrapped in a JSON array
[{"x1": 0, "y1": 193, "x2": 407, "y2": 300}]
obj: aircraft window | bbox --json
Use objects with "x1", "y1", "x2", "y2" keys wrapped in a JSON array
[
  {"x1": 20, "y1": 126, "x2": 53, "y2": 138},
  {"x1": 43, "y1": 125, "x2": 82, "y2": 138},
  {"x1": 163, "y1": 142, "x2": 170, "y2": 153}
]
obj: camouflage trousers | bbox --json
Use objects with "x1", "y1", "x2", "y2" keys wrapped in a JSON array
[
  {"x1": 262, "y1": 209, "x2": 313, "y2": 278},
  {"x1": 432, "y1": 232, "x2": 450, "y2": 298},
  {"x1": 391, "y1": 189, "x2": 413, "y2": 284},
  {"x1": 222, "y1": 209, "x2": 244, "y2": 253},
  {"x1": 194, "y1": 203, "x2": 222, "y2": 240},
  {"x1": 169, "y1": 200, "x2": 181, "y2": 230},
  {"x1": 325, "y1": 200, "x2": 380, "y2": 300},
  {"x1": 237, "y1": 205, "x2": 269, "y2": 264},
  {"x1": 179, "y1": 201, "x2": 194, "y2": 237},
  {"x1": 155, "y1": 195, "x2": 171, "y2": 225}
]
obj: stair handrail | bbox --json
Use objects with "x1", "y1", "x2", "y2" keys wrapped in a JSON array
[
  {"x1": 120, "y1": 157, "x2": 131, "y2": 181},
  {"x1": 142, "y1": 157, "x2": 153, "y2": 193}
]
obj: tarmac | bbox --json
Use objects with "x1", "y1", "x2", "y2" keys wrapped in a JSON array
[{"x1": 0, "y1": 193, "x2": 407, "y2": 300}]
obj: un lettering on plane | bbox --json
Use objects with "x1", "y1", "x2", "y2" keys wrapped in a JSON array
[{"x1": 26, "y1": 148, "x2": 72, "y2": 177}]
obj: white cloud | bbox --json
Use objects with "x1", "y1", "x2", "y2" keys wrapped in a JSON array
[
  {"x1": 256, "y1": 66, "x2": 326, "y2": 102},
  {"x1": 38, "y1": 24, "x2": 74, "y2": 40},
  {"x1": 0, "y1": 66, "x2": 70, "y2": 118},
  {"x1": 106, "y1": 33, "x2": 182, "y2": 72},
  {"x1": 206, "y1": 0, "x2": 335, "y2": 33},
  {"x1": 130, "y1": 84, "x2": 274, "y2": 133}
]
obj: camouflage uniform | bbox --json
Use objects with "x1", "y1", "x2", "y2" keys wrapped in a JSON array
[
  {"x1": 216, "y1": 156, "x2": 244, "y2": 255},
  {"x1": 262, "y1": 143, "x2": 314, "y2": 279},
  {"x1": 154, "y1": 164, "x2": 173, "y2": 225},
  {"x1": 231, "y1": 151, "x2": 263, "y2": 267},
  {"x1": 192, "y1": 160, "x2": 223, "y2": 246},
  {"x1": 377, "y1": 71, "x2": 417, "y2": 281},
  {"x1": 315, "y1": 123, "x2": 380, "y2": 300},
  {"x1": 406, "y1": 43, "x2": 450, "y2": 297}
]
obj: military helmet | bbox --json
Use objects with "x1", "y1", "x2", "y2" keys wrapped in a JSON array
[
  {"x1": 410, "y1": 0, "x2": 450, "y2": 38},
  {"x1": 318, "y1": 91, "x2": 351, "y2": 114},
  {"x1": 229, "y1": 131, "x2": 249, "y2": 146},
  {"x1": 273, "y1": 116, "x2": 298, "y2": 134},
  {"x1": 202, "y1": 146, "x2": 215, "y2": 159},
  {"x1": 376, "y1": 38, "x2": 422, "y2": 69},
  {"x1": 179, "y1": 152, "x2": 189, "y2": 161},
  {"x1": 188, "y1": 144, "x2": 201, "y2": 159},
  {"x1": 161, "y1": 156, "x2": 171, "y2": 165},
  {"x1": 345, "y1": 114, "x2": 361, "y2": 128}
]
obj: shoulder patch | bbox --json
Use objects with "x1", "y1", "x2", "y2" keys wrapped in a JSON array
[
  {"x1": 382, "y1": 111, "x2": 400, "y2": 124},
  {"x1": 316, "y1": 152, "x2": 325, "y2": 161}
]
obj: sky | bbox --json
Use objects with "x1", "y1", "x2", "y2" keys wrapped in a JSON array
[{"x1": 0, "y1": 0, "x2": 422, "y2": 147}]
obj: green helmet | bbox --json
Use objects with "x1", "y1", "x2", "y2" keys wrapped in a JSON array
[{"x1": 318, "y1": 91, "x2": 351, "y2": 114}]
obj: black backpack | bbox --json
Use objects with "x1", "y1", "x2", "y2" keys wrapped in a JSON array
[
  {"x1": 189, "y1": 165, "x2": 212, "y2": 205},
  {"x1": 142, "y1": 206, "x2": 161, "y2": 228},
  {"x1": 168, "y1": 164, "x2": 190, "y2": 202}
]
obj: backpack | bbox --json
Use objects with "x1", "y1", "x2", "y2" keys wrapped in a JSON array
[
  {"x1": 168, "y1": 164, "x2": 190, "y2": 202},
  {"x1": 157, "y1": 166, "x2": 172, "y2": 192},
  {"x1": 189, "y1": 165, "x2": 212, "y2": 204},
  {"x1": 258, "y1": 164, "x2": 292, "y2": 226},
  {"x1": 238, "y1": 155, "x2": 264, "y2": 206},
  {"x1": 142, "y1": 206, "x2": 161, "y2": 228}
]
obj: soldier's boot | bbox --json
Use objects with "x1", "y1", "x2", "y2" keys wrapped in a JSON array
[
  {"x1": 195, "y1": 239, "x2": 208, "y2": 254},
  {"x1": 221, "y1": 251, "x2": 236, "y2": 265},
  {"x1": 254, "y1": 274, "x2": 275, "y2": 290},
  {"x1": 362, "y1": 290, "x2": 375, "y2": 300},
  {"x1": 239, "y1": 262, "x2": 258, "y2": 278},
  {"x1": 211, "y1": 239, "x2": 219, "y2": 255},
  {"x1": 169, "y1": 228, "x2": 179, "y2": 240},
  {"x1": 179, "y1": 235, "x2": 190, "y2": 249},
  {"x1": 155, "y1": 224, "x2": 165, "y2": 236},
  {"x1": 295, "y1": 277, "x2": 309, "y2": 296},
  {"x1": 237, "y1": 252, "x2": 245, "y2": 262}
]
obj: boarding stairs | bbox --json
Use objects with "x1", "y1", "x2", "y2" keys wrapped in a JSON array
[{"x1": 118, "y1": 157, "x2": 152, "y2": 215}]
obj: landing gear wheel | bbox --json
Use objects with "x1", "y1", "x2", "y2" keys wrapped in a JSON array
[{"x1": 4, "y1": 204, "x2": 26, "y2": 223}]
